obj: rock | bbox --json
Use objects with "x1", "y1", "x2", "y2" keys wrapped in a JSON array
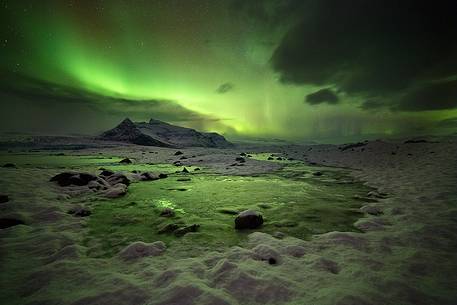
[
  {"x1": 139, "y1": 172, "x2": 160, "y2": 181},
  {"x1": 118, "y1": 241, "x2": 166, "y2": 261},
  {"x1": 160, "y1": 208, "x2": 175, "y2": 217},
  {"x1": 313, "y1": 171, "x2": 323, "y2": 176},
  {"x1": 68, "y1": 206, "x2": 91, "y2": 217},
  {"x1": 174, "y1": 151, "x2": 183, "y2": 155},
  {"x1": 104, "y1": 184, "x2": 128, "y2": 198},
  {"x1": 177, "y1": 178, "x2": 191, "y2": 182},
  {"x1": 158, "y1": 173, "x2": 168, "y2": 179},
  {"x1": 3, "y1": 163, "x2": 16, "y2": 168},
  {"x1": 105, "y1": 173, "x2": 131, "y2": 186},
  {"x1": 252, "y1": 244, "x2": 281, "y2": 265},
  {"x1": 157, "y1": 223, "x2": 180, "y2": 234},
  {"x1": 174, "y1": 224, "x2": 200, "y2": 237},
  {"x1": 313, "y1": 257, "x2": 340, "y2": 274},
  {"x1": 50, "y1": 172, "x2": 97, "y2": 187},
  {"x1": 360, "y1": 205, "x2": 383, "y2": 216},
  {"x1": 0, "y1": 218, "x2": 25, "y2": 229},
  {"x1": 235, "y1": 210, "x2": 263, "y2": 230},
  {"x1": 173, "y1": 161, "x2": 183, "y2": 166},
  {"x1": 0, "y1": 194, "x2": 9, "y2": 203},
  {"x1": 119, "y1": 158, "x2": 132, "y2": 164},
  {"x1": 99, "y1": 169, "x2": 114, "y2": 177},
  {"x1": 194, "y1": 168, "x2": 200, "y2": 171},
  {"x1": 179, "y1": 156, "x2": 187, "y2": 160},
  {"x1": 273, "y1": 232, "x2": 286, "y2": 239},
  {"x1": 267, "y1": 157, "x2": 274, "y2": 160},
  {"x1": 367, "y1": 190, "x2": 388, "y2": 198},
  {"x1": 182, "y1": 167, "x2": 189, "y2": 173},
  {"x1": 235, "y1": 157, "x2": 245, "y2": 163},
  {"x1": 353, "y1": 195, "x2": 378, "y2": 203},
  {"x1": 276, "y1": 157, "x2": 283, "y2": 160},
  {"x1": 240, "y1": 152, "x2": 247, "y2": 156}
]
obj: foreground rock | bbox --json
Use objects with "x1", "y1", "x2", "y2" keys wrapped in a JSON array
[
  {"x1": 118, "y1": 241, "x2": 166, "y2": 261},
  {"x1": 235, "y1": 210, "x2": 264, "y2": 229}
]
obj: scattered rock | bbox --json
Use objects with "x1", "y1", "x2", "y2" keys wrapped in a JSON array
[
  {"x1": 3, "y1": 163, "x2": 17, "y2": 168},
  {"x1": 179, "y1": 156, "x2": 188, "y2": 160},
  {"x1": 360, "y1": 205, "x2": 383, "y2": 216},
  {"x1": 273, "y1": 232, "x2": 286, "y2": 239},
  {"x1": 0, "y1": 218, "x2": 25, "y2": 229},
  {"x1": 173, "y1": 161, "x2": 183, "y2": 166},
  {"x1": 174, "y1": 151, "x2": 183, "y2": 155},
  {"x1": 158, "y1": 223, "x2": 180, "y2": 234},
  {"x1": 160, "y1": 208, "x2": 175, "y2": 217},
  {"x1": 235, "y1": 157, "x2": 246, "y2": 163},
  {"x1": 68, "y1": 206, "x2": 91, "y2": 217},
  {"x1": 0, "y1": 194, "x2": 9, "y2": 203},
  {"x1": 240, "y1": 152, "x2": 247, "y2": 156},
  {"x1": 174, "y1": 224, "x2": 200, "y2": 237},
  {"x1": 119, "y1": 158, "x2": 132, "y2": 164},
  {"x1": 139, "y1": 172, "x2": 161, "y2": 181},
  {"x1": 50, "y1": 172, "x2": 97, "y2": 187},
  {"x1": 194, "y1": 168, "x2": 200, "y2": 171},
  {"x1": 252, "y1": 244, "x2": 281, "y2": 265},
  {"x1": 276, "y1": 157, "x2": 283, "y2": 160},
  {"x1": 99, "y1": 169, "x2": 114, "y2": 177},
  {"x1": 104, "y1": 184, "x2": 128, "y2": 198},
  {"x1": 235, "y1": 210, "x2": 263, "y2": 230},
  {"x1": 182, "y1": 167, "x2": 189, "y2": 173},
  {"x1": 105, "y1": 173, "x2": 131, "y2": 186},
  {"x1": 158, "y1": 173, "x2": 168, "y2": 179},
  {"x1": 312, "y1": 171, "x2": 323, "y2": 176},
  {"x1": 118, "y1": 241, "x2": 166, "y2": 261}
]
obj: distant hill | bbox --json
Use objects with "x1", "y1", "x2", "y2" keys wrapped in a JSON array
[{"x1": 100, "y1": 118, "x2": 233, "y2": 148}]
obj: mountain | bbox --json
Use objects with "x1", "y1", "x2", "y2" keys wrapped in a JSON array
[{"x1": 100, "y1": 118, "x2": 233, "y2": 148}]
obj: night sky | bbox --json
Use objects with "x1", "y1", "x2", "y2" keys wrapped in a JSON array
[{"x1": 1, "y1": 0, "x2": 457, "y2": 142}]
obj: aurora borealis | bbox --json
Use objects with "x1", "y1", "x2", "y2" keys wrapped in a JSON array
[{"x1": 1, "y1": 0, "x2": 457, "y2": 141}]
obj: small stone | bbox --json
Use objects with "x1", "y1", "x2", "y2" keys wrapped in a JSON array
[
  {"x1": 174, "y1": 224, "x2": 200, "y2": 237},
  {"x1": 119, "y1": 158, "x2": 132, "y2": 164},
  {"x1": 160, "y1": 208, "x2": 175, "y2": 217},
  {"x1": 100, "y1": 170, "x2": 114, "y2": 177},
  {"x1": 235, "y1": 210, "x2": 263, "y2": 230},
  {"x1": 157, "y1": 223, "x2": 180, "y2": 234},
  {"x1": 68, "y1": 206, "x2": 91, "y2": 217},
  {"x1": 174, "y1": 151, "x2": 183, "y2": 155},
  {"x1": 313, "y1": 171, "x2": 323, "y2": 176},
  {"x1": 0, "y1": 195, "x2": 9, "y2": 203}
]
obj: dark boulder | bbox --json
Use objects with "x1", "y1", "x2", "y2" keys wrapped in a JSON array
[
  {"x1": 50, "y1": 172, "x2": 97, "y2": 187},
  {"x1": 119, "y1": 158, "x2": 132, "y2": 164},
  {"x1": 100, "y1": 170, "x2": 115, "y2": 177},
  {"x1": 174, "y1": 224, "x2": 200, "y2": 237},
  {"x1": 0, "y1": 194, "x2": 9, "y2": 203},
  {"x1": 158, "y1": 223, "x2": 180, "y2": 234},
  {"x1": 0, "y1": 218, "x2": 24, "y2": 229},
  {"x1": 105, "y1": 173, "x2": 131, "y2": 186},
  {"x1": 235, "y1": 210, "x2": 263, "y2": 230}
]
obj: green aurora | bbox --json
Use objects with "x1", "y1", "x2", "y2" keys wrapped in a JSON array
[{"x1": 1, "y1": 0, "x2": 457, "y2": 141}]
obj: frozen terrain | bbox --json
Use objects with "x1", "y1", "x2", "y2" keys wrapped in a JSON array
[{"x1": 0, "y1": 137, "x2": 456, "y2": 305}]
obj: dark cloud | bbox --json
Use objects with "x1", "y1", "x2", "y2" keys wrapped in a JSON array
[
  {"x1": 215, "y1": 82, "x2": 234, "y2": 94},
  {"x1": 305, "y1": 88, "x2": 339, "y2": 105},
  {"x1": 271, "y1": 0, "x2": 457, "y2": 111},
  {"x1": 0, "y1": 73, "x2": 233, "y2": 134}
]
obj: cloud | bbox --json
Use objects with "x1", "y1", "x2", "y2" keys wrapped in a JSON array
[
  {"x1": 270, "y1": 0, "x2": 457, "y2": 111},
  {"x1": 215, "y1": 82, "x2": 234, "y2": 94},
  {"x1": 305, "y1": 88, "x2": 339, "y2": 105},
  {"x1": 0, "y1": 73, "x2": 234, "y2": 134}
]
